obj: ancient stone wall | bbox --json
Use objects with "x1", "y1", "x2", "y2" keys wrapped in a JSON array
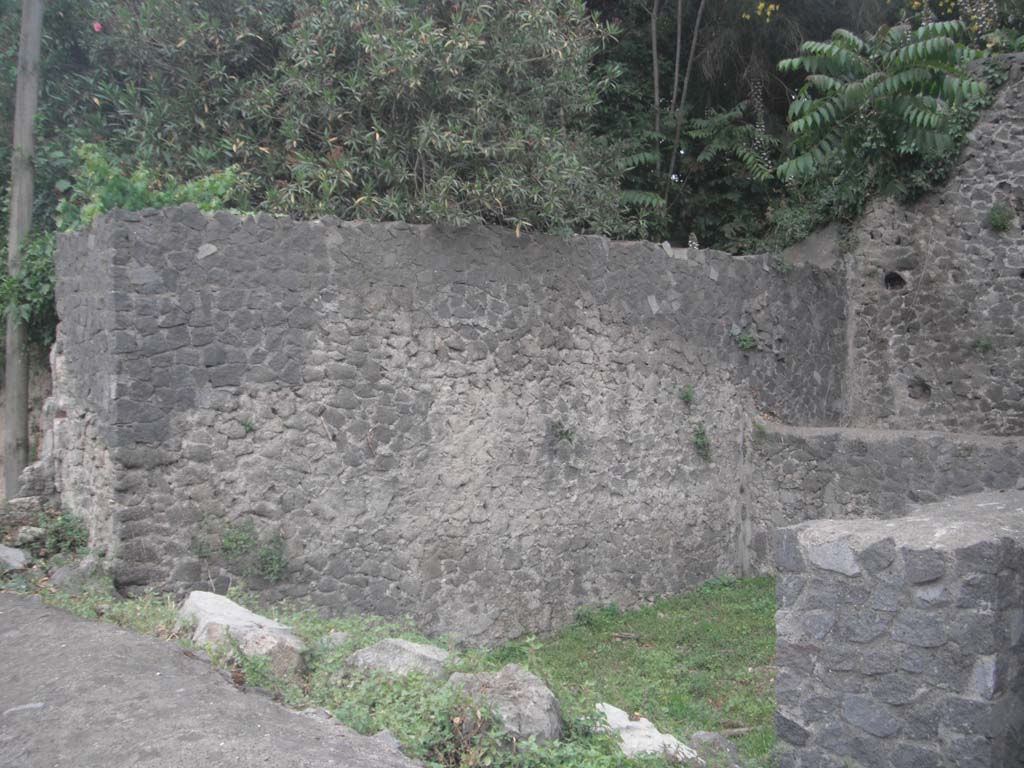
[
  {"x1": 845, "y1": 54, "x2": 1024, "y2": 435},
  {"x1": 52, "y1": 209, "x2": 843, "y2": 642},
  {"x1": 774, "y1": 491, "x2": 1024, "y2": 768},
  {"x1": 36, "y1": 54, "x2": 1024, "y2": 647}
]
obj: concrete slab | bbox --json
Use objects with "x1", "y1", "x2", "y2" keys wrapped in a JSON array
[{"x1": 0, "y1": 594, "x2": 421, "y2": 768}]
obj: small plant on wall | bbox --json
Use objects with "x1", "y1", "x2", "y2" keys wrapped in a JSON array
[
  {"x1": 986, "y1": 203, "x2": 1014, "y2": 232},
  {"x1": 551, "y1": 420, "x2": 576, "y2": 444},
  {"x1": 692, "y1": 425, "x2": 712, "y2": 462},
  {"x1": 257, "y1": 537, "x2": 288, "y2": 583},
  {"x1": 679, "y1": 384, "x2": 696, "y2": 406},
  {"x1": 204, "y1": 518, "x2": 289, "y2": 584},
  {"x1": 736, "y1": 331, "x2": 758, "y2": 351},
  {"x1": 221, "y1": 519, "x2": 258, "y2": 557}
]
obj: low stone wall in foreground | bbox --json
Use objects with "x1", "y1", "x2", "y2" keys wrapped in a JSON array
[{"x1": 774, "y1": 490, "x2": 1024, "y2": 768}]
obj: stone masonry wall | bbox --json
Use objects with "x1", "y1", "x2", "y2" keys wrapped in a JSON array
[
  {"x1": 845, "y1": 54, "x2": 1024, "y2": 435},
  {"x1": 774, "y1": 491, "x2": 1024, "y2": 768},
  {"x1": 749, "y1": 425, "x2": 1024, "y2": 534},
  {"x1": 41, "y1": 54, "x2": 1024, "y2": 646},
  {"x1": 53, "y1": 209, "x2": 843, "y2": 643}
]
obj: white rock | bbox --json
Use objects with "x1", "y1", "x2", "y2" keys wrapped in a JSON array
[
  {"x1": 448, "y1": 663, "x2": 563, "y2": 743},
  {"x1": 596, "y1": 703, "x2": 703, "y2": 764},
  {"x1": 0, "y1": 545, "x2": 30, "y2": 574},
  {"x1": 177, "y1": 591, "x2": 305, "y2": 678},
  {"x1": 346, "y1": 638, "x2": 450, "y2": 678}
]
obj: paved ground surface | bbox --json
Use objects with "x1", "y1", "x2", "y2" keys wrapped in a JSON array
[{"x1": 0, "y1": 594, "x2": 421, "y2": 768}]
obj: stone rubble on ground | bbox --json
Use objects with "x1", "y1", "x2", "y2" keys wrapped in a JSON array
[
  {"x1": 49, "y1": 555, "x2": 107, "y2": 595},
  {"x1": 3, "y1": 496, "x2": 49, "y2": 522},
  {"x1": 12, "y1": 526, "x2": 45, "y2": 548},
  {"x1": 345, "y1": 638, "x2": 451, "y2": 679},
  {"x1": 595, "y1": 703, "x2": 704, "y2": 765},
  {"x1": 0, "y1": 545, "x2": 30, "y2": 574},
  {"x1": 448, "y1": 663, "x2": 563, "y2": 743},
  {"x1": 176, "y1": 591, "x2": 306, "y2": 678}
]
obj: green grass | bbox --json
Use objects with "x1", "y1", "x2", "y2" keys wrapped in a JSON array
[
  {"x1": 2, "y1": 564, "x2": 776, "y2": 767},
  {"x1": 483, "y1": 577, "x2": 777, "y2": 761}
]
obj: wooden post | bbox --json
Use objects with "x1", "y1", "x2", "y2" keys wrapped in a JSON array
[{"x1": 4, "y1": 0, "x2": 44, "y2": 501}]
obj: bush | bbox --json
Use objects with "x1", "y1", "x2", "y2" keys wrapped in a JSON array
[
  {"x1": 778, "y1": 21, "x2": 987, "y2": 195},
  {"x1": 37, "y1": 510, "x2": 89, "y2": 557},
  {"x1": 0, "y1": 1, "x2": 638, "y2": 353},
  {"x1": 54, "y1": 144, "x2": 242, "y2": 232},
  {"x1": 9, "y1": 0, "x2": 634, "y2": 238},
  {"x1": 220, "y1": 519, "x2": 258, "y2": 557}
]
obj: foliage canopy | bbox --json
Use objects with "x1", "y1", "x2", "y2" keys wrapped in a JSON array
[
  {"x1": 30, "y1": 0, "x2": 636, "y2": 237},
  {"x1": 778, "y1": 20, "x2": 986, "y2": 193},
  {"x1": 0, "y1": 0, "x2": 1022, "y2": 353}
]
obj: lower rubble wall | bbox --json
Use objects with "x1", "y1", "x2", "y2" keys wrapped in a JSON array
[{"x1": 774, "y1": 491, "x2": 1024, "y2": 768}]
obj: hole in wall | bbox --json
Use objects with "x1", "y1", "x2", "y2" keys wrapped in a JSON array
[
  {"x1": 884, "y1": 271, "x2": 907, "y2": 290},
  {"x1": 1019, "y1": 269, "x2": 1024, "y2": 279},
  {"x1": 908, "y1": 377, "x2": 932, "y2": 401}
]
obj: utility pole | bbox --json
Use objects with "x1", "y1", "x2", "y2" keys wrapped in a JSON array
[{"x1": 4, "y1": 0, "x2": 44, "y2": 500}]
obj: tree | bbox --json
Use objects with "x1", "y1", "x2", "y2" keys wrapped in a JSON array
[
  {"x1": 4, "y1": 0, "x2": 43, "y2": 501},
  {"x1": 777, "y1": 20, "x2": 986, "y2": 194}
]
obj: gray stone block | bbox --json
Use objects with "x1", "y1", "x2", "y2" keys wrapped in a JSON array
[
  {"x1": 841, "y1": 695, "x2": 900, "y2": 738},
  {"x1": 902, "y1": 548, "x2": 947, "y2": 585}
]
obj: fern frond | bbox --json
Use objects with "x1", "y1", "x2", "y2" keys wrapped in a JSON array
[
  {"x1": 913, "y1": 20, "x2": 965, "y2": 41},
  {"x1": 831, "y1": 28, "x2": 868, "y2": 53},
  {"x1": 618, "y1": 151, "x2": 660, "y2": 170},
  {"x1": 805, "y1": 74, "x2": 843, "y2": 94},
  {"x1": 620, "y1": 189, "x2": 666, "y2": 208}
]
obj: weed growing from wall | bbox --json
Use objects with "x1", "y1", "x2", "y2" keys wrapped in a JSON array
[
  {"x1": 220, "y1": 519, "x2": 258, "y2": 557},
  {"x1": 736, "y1": 331, "x2": 759, "y2": 351},
  {"x1": 552, "y1": 420, "x2": 576, "y2": 444},
  {"x1": 986, "y1": 202, "x2": 1014, "y2": 232},
  {"x1": 693, "y1": 425, "x2": 712, "y2": 462},
  {"x1": 257, "y1": 537, "x2": 288, "y2": 584},
  {"x1": 973, "y1": 337, "x2": 995, "y2": 353}
]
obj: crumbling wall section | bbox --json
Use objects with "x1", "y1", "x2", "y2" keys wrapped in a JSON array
[{"x1": 845, "y1": 55, "x2": 1024, "y2": 436}]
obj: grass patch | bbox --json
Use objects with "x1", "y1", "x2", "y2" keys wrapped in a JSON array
[
  {"x1": 484, "y1": 577, "x2": 776, "y2": 761},
  {"x1": 2, "y1": 564, "x2": 776, "y2": 767}
]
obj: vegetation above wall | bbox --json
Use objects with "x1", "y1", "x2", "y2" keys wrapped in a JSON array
[{"x1": 0, "y1": 0, "x2": 1022, "y2": 355}]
